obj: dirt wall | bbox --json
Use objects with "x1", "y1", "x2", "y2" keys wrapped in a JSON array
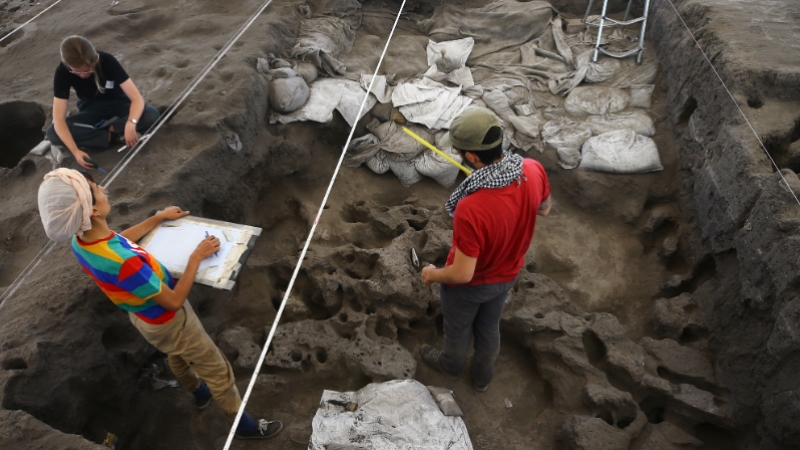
[{"x1": 650, "y1": 0, "x2": 800, "y2": 447}]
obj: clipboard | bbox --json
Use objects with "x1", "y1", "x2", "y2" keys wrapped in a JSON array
[{"x1": 138, "y1": 215, "x2": 262, "y2": 290}]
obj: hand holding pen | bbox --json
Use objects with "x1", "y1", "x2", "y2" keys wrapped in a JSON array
[{"x1": 205, "y1": 231, "x2": 219, "y2": 258}]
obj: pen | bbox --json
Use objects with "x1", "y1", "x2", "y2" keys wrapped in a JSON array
[{"x1": 205, "y1": 231, "x2": 219, "y2": 257}]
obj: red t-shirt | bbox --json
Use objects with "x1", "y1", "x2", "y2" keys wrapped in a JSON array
[{"x1": 446, "y1": 158, "x2": 550, "y2": 286}]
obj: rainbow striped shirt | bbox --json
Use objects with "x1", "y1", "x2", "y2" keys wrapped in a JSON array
[{"x1": 72, "y1": 232, "x2": 176, "y2": 324}]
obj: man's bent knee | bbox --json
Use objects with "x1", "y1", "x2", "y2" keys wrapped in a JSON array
[{"x1": 45, "y1": 124, "x2": 63, "y2": 146}]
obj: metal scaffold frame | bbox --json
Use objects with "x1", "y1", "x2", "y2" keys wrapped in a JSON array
[{"x1": 584, "y1": 0, "x2": 652, "y2": 64}]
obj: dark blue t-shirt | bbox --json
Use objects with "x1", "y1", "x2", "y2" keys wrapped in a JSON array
[{"x1": 53, "y1": 51, "x2": 130, "y2": 102}]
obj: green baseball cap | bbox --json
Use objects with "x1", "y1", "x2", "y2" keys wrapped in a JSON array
[{"x1": 440, "y1": 107, "x2": 503, "y2": 151}]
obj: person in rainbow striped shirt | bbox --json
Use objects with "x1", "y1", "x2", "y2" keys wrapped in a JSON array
[{"x1": 37, "y1": 168, "x2": 283, "y2": 441}]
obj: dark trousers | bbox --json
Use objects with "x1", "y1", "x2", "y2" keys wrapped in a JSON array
[
  {"x1": 438, "y1": 277, "x2": 516, "y2": 387},
  {"x1": 45, "y1": 99, "x2": 159, "y2": 149}
]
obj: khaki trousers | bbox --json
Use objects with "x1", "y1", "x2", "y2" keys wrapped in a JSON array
[{"x1": 130, "y1": 301, "x2": 242, "y2": 417}]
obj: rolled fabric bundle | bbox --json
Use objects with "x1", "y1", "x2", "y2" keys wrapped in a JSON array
[{"x1": 38, "y1": 168, "x2": 93, "y2": 241}]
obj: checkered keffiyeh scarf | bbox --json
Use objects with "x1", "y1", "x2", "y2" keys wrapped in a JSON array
[{"x1": 445, "y1": 151, "x2": 525, "y2": 217}]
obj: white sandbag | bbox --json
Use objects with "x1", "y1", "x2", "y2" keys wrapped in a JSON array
[
  {"x1": 426, "y1": 37, "x2": 474, "y2": 73},
  {"x1": 368, "y1": 121, "x2": 431, "y2": 159},
  {"x1": 564, "y1": 86, "x2": 630, "y2": 116},
  {"x1": 268, "y1": 67, "x2": 298, "y2": 79},
  {"x1": 293, "y1": 62, "x2": 319, "y2": 84},
  {"x1": 579, "y1": 129, "x2": 663, "y2": 174},
  {"x1": 414, "y1": 136, "x2": 462, "y2": 187},
  {"x1": 256, "y1": 58, "x2": 270, "y2": 74},
  {"x1": 629, "y1": 84, "x2": 655, "y2": 109},
  {"x1": 388, "y1": 158, "x2": 424, "y2": 187},
  {"x1": 345, "y1": 133, "x2": 381, "y2": 167},
  {"x1": 585, "y1": 110, "x2": 655, "y2": 137},
  {"x1": 366, "y1": 151, "x2": 390, "y2": 174},
  {"x1": 29, "y1": 140, "x2": 51, "y2": 156},
  {"x1": 508, "y1": 113, "x2": 545, "y2": 152},
  {"x1": 542, "y1": 119, "x2": 592, "y2": 169},
  {"x1": 269, "y1": 76, "x2": 310, "y2": 113}
]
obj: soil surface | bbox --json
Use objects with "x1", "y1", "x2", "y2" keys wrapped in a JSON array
[{"x1": 0, "y1": 0, "x2": 798, "y2": 449}]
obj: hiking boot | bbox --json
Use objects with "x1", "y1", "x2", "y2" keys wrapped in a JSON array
[
  {"x1": 235, "y1": 419, "x2": 283, "y2": 440},
  {"x1": 420, "y1": 345, "x2": 459, "y2": 380},
  {"x1": 474, "y1": 382, "x2": 489, "y2": 393}
]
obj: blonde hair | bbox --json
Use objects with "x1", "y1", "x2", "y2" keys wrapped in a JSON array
[{"x1": 60, "y1": 35, "x2": 104, "y2": 94}]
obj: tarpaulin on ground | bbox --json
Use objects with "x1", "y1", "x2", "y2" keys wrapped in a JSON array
[
  {"x1": 290, "y1": 0, "x2": 363, "y2": 76},
  {"x1": 420, "y1": 0, "x2": 555, "y2": 63}
]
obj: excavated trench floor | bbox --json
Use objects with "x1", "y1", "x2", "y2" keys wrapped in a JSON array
[{"x1": 4, "y1": 0, "x2": 797, "y2": 449}]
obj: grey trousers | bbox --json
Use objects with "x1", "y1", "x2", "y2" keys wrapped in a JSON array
[
  {"x1": 438, "y1": 277, "x2": 517, "y2": 387},
  {"x1": 46, "y1": 98, "x2": 159, "y2": 149}
]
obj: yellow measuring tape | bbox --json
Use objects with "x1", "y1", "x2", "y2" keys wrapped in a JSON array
[{"x1": 401, "y1": 126, "x2": 473, "y2": 176}]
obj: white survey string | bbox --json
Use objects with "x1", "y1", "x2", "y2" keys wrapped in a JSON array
[
  {"x1": 221, "y1": 1, "x2": 408, "y2": 447},
  {"x1": 0, "y1": 0, "x2": 65, "y2": 45}
]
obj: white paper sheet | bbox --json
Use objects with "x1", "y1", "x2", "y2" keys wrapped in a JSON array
[{"x1": 144, "y1": 222, "x2": 241, "y2": 279}]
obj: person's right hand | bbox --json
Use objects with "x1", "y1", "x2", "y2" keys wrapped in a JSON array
[
  {"x1": 192, "y1": 235, "x2": 220, "y2": 261},
  {"x1": 73, "y1": 150, "x2": 94, "y2": 170}
]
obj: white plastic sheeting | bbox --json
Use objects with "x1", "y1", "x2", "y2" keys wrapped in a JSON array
[
  {"x1": 391, "y1": 78, "x2": 472, "y2": 130},
  {"x1": 271, "y1": 78, "x2": 375, "y2": 127},
  {"x1": 310, "y1": 380, "x2": 473, "y2": 450}
]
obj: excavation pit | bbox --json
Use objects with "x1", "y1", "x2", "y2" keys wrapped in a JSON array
[
  {"x1": 1, "y1": 0, "x2": 800, "y2": 449},
  {"x1": 0, "y1": 101, "x2": 45, "y2": 169}
]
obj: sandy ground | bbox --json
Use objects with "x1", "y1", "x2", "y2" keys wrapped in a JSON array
[{"x1": 1, "y1": 0, "x2": 796, "y2": 449}]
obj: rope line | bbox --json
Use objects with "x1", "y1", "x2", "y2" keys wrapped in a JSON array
[
  {"x1": 0, "y1": 0, "x2": 65, "y2": 45},
  {"x1": 0, "y1": 0, "x2": 276, "y2": 309},
  {"x1": 221, "y1": 1, "x2": 407, "y2": 447},
  {"x1": 0, "y1": 241, "x2": 55, "y2": 309},
  {"x1": 664, "y1": 0, "x2": 800, "y2": 206}
]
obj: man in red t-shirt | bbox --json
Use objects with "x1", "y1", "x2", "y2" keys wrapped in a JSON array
[{"x1": 420, "y1": 107, "x2": 551, "y2": 391}]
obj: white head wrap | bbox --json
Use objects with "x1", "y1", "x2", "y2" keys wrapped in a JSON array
[{"x1": 37, "y1": 169, "x2": 94, "y2": 242}]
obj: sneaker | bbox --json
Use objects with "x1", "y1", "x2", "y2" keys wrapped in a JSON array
[
  {"x1": 474, "y1": 382, "x2": 489, "y2": 393},
  {"x1": 235, "y1": 419, "x2": 283, "y2": 440},
  {"x1": 420, "y1": 344, "x2": 459, "y2": 380}
]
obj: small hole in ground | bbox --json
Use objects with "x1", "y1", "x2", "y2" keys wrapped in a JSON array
[
  {"x1": 314, "y1": 348, "x2": 328, "y2": 364},
  {"x1": 678, "y1": 97, "x2": 698, "y2": 126},
  {"x1": 339, "y1": 312, "x2": 348, "y2": 322},
  {"x1": 0, "y1": 101, "x2": 46, "y2": 169},
  {"x1": 639, "y1": 398, "x2": 666, "y2": 424},
  {"x1": 596, "y1": 410, "x2": 613, "y2": 426},
  {"x1": 19, "y1": 159, "x2": 36, "y2": 176},
  {"x1": 1, "y1": 358, "x2": 27, "y2": 370},
  {"x1": 290, "y1": 350, "x2": 302, "y2": 362},
  {"x1": 747, "y1": 96, "x2": 763, "y2": 109}
]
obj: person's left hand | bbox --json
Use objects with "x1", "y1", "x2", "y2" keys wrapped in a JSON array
[
  {"x1": 157, "y1": 206, "x2": 190, "y2": 221},
  {"x1": 124, "y1": 121, "x2": 140, "y2": 147},
  {"x1": 421, "y1": 264, "x2": 437, "y2": 286}
]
